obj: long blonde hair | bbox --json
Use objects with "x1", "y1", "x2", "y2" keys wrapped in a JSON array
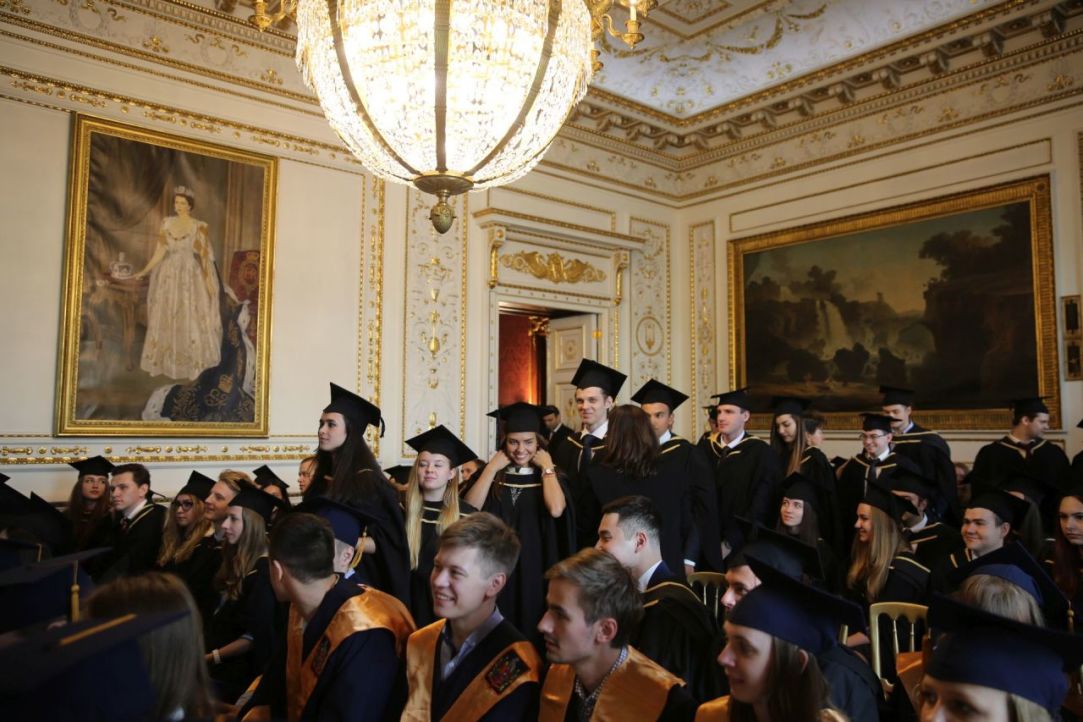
[
  {"x1": 847, "y1": 505, "x2": 906, "y2": 602},
  {"x1": 214, "y1": 507, "x2": 267, "y2": 601},
  {"x1": 404, "y1": 455, "x2": 461, "y2": 570},
  {"x1": 157, "y1": 493, "x2": 213, "y2": 567}
]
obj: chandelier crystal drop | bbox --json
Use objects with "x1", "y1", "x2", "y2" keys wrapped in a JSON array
[{"x1": 294, "y1": 0, "x2": 594, "y2": 232}]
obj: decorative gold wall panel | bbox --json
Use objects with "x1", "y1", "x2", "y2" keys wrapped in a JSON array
[
  {"x1": 627, "y1": 218, "x2": 672, "y2": 393},
  {"x1": 688, "y1": 221, "x2": 717, "y2": 421}
]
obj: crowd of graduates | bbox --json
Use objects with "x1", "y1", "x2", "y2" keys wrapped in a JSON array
[{"x1": 1, "y1": 357, "x2": 1082, "y2": 722}]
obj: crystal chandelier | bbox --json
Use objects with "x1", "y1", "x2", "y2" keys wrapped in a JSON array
[{"x1": 251, "y1": 1, "x2": 656, "y2": 233}]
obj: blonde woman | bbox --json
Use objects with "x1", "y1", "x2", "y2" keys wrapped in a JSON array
[
  {"x1": 402, "y1": 425, "x2": 476, "y2": 626},
  {"x1": 157, "y1": 471, "x2": 220, "y2": 623}
]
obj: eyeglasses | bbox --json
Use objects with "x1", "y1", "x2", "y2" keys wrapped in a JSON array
[
  {"x1": 858, "y1": 433, "x2": 888, "y2": 441},
  {"x1": 173, "y1": 499, "x2": 195, "y2": 510}
]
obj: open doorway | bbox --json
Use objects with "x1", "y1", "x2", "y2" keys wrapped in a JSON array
[{"x1": 497, "y1": 302, "x2": 598, "y2": 419}]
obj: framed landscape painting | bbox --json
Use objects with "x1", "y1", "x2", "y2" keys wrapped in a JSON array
[
  {"x1": 56, "y1": 115, "x2": 278, "y2": 436},
  {"x1": 728, "y1": 176, "x2": 1059, "y2": 430}
]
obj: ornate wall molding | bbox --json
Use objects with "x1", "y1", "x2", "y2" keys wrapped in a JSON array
[
  {"x1": 627, "y1": 217, "x2": 671, "y2": 392},
  {"x1": 688, "y1": 221, "x2": 717, "y2": 417},
  {"x1": 500, "y1": 251, "x2": 607, "y2": 285}
]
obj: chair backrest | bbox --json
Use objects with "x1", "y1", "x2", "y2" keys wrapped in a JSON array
[
  {"x1": 687, "y1": 571, "x2": 725, "y2": 620},
  {"x1": 869, "y1": 602, "x2": 928, "y2": 680}
]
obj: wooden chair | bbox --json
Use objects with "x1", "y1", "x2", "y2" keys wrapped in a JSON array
[
  {"x1": 869, "y1": 602, "x2": 928, "y2": 681},
  {"x1": 687, "y1": 571, "x2": 726, "y2": 620}
]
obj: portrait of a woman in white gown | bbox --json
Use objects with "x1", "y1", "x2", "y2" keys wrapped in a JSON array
[{"x1": 135, "y1": 185, "x2": 222, "y2": 380}]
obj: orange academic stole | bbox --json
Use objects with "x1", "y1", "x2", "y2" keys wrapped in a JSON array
[
  {"x1": 285, "y1": 587, "x2": 415, "y2": 722},
  {"x1": 401, "y1": 619, "x2": 541, "y2": 721},
  {"x1": 539, "y1": 647, "x2": 682, "y2": 721},
  {"x1": 694, "y1": 696, "x2": 731, "y2": 722}
]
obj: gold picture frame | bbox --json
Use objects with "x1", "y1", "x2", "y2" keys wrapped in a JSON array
[
  {"x1": 728, "y1": 175, "x2": 1059, "y2": 430},
  {"x1": 56, "y1": 115, "x2": 278, "y2": 436}
]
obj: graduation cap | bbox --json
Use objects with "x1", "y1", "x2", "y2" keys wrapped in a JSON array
[
  {"x1": 488, "y1": 401, "x2": 545, "y2": 434},
  {"x1": 780, "y1": 471, "x2": 830, "y2": 515},
  {"x1": 0, "y1": 547, "x2": 109, "y2": 631},
  {"x1": 887, "y1": 467, "x2": 938, "y2": 501},
  {"x1": 879, "y1": 385, "x2": 915, "y2": 407},
  {"x1": 570, "y1": 359, "x2": 627, "y2": 397},
  {"x1": 68, "y1": 456, "x2": 115, "y2": 478},
  {"x1": 0, "y1": 538, "x2": 45, "y2": 570},
  {"x1": 631, "y1": 379, "x2": 688, "y2": 411},
  {"x1": 405, "y1": 425, "x2": 476, "y2": 467},
  {"x1": 1077, "y1": 417, "x2": 1083, "y2": 430},
  {"x1": 968, "y1": 489, "x2": 1030, "y2": 528},
  {"x1": 253, "y1": 464, "x2": 290, "y2": 494},
  {"x1": 946, "y1": 541, "x2": 1070, "y2": 629},
  {"x1": 324, "y1": 382, "x2": 384, "y2": 436},
  {"x1": 731, "y1": 557, "x2": 866, "y2": 655},
  {"x1": 383, "y1": 465, "x2": 413, "y2": 486},
  {"x1": 177, "y1": 470, "x2": 216, "y2": 501},
  {"x1": 296, "y1": 497, "x2": 378, "y2": 548},
  {"x1": 0, "y1": 475, "x2": 31, "y2": 516},
  {"x1": 863, "y1": 482, "x2": 918, "y2": 522},
  {"x1": 711, "y1": 387, "x2": 751, "y2": 410},
  {"x1": 540, "y1": 404, "x2": 560, "y2": 416},
  {"x1": 770, "y1": 396, "x2": 810, "y2": 417},
  {"x1": 1010, "y1": 396, "x2": 1049, "y2": 418},
  {"x1": 926, "y1": 594, "x2": 1083, "y2": 712},
  {"x1": 860, "y1": 412, "x2": 894, "y2": 433},
  {"x1": 1002, "y1": 473, "x2": 1059, "y2": 506},
  {"x1": 0, "y1": 612, "x2": 183, "y2": 722},
  {"x1": 0, "y1": 471, "x2": 7, "y2": 483},
  {"x1": 25, "y1": 493, "x2": 74, "y2": 553},
  {"x1": 730, "y1": 517, "x2": 823, "y2": 581},
  {"x1": 229, "y1": 486, "x2": 287, "y2": 524}
]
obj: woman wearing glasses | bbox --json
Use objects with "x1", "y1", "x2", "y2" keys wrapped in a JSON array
[{"x1": 157, "y1": 471, "x2": 221, "y2": 623}]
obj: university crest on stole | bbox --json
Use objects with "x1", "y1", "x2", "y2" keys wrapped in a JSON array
[
  {"x1": 485, "y1": 650, "x2": 527, "y2": 693},
  {"x1": 311, "y1": 636, "x2": 332, "y2": 676}
]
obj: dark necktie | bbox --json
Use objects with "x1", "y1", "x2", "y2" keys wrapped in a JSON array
[
  {"x1": 579, "y1": 434, "x2": 598, "y2": 473},
  {"x1": 119, "y1": 516, "x2": 130, "y2": 533},
  {"x1": 864, "y1": 457, "x2": 879, "y2": 493}
]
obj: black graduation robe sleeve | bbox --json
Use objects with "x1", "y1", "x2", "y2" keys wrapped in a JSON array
[
  {"x1": 634, "y1": 595, "x2": 725, "y2": 703},
  {"x1": 659, "y1": 684, "x2": 698, "y2": 722}
]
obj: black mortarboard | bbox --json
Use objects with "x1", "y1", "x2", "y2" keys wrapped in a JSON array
[
  {"x1": 230, "y1": 487, "x2": 286, "y2": 524},
  {"x1": 0, "y1": 612, "x2": 182, "y2": 722},
  {"x1": 731, "y1": 517, "x2": 823, "y2": 581},
  {"x1": 1010, "y1": 397, "x2": 1049, "y2": 418},
  {"x1": 0, "y1": 471, "x2": 7, "y2": 483},
  {"x1": 1002, "y1": 473, "x2": 1059, "y2": 506},
  {"x1": 1077, "y1": 418, "x2": 1083, "y2": 430},
  {"x1": 0, "y1": 475, "x2": 31, "y2": 516},
  {"x1": 253, "y1": 464, "x2": 289, "y2": 492},
  {"x1": 732, "y1": 557, "x2": 866, "y2": 654},
  {"x1": 177, "y1": 470, "x2": 215, "y2": 501},
  {"x1": 68, "y1": 456, "x2": 115, "y2": 478},
  {"x1": 947, "y1": 541, "x2": 1070, "y2": 629},
  {"x1": 888, "y1": 467, "x2": 938, "y2": 501},
  {"x1": 771, "y1": 396, "x2": 810, "y2": 416},
  {"x1": 968, "y1": 489, "x2": 1029, "y2": 528},
  {"x1": 879, "y1": 385, "x2": 915, "y2": 406},
  {"x1": 631, "y1": 379, "x2": 688, "y2": 411},
  {"x1": 711, "y1": 387, "x2": 751, "y2": 410},
  {"x1": 383, "y1": 465, "x2": 413, "y2": 486},
  {"x1": 0, "y1": 538, "x2": 45, "y2": 570},
  {"x1": 570, "y1": 359, "x2": 627, "y2": 397},
  {"x1": 25, "y1": 493, "x2": 74, "y2": 553},
  {"x1": 860, "y1": 412, "x2": 894, "y2": 433},
  {"x1": 926, "y1": 595, "x2": 1083, "y2": 712},
  {"x1": 863, "y1": 482, "x2": 918, "y2": 522},
  {"x1": 405, "y1": 425, "x2": 476, "y2": 467},
  {"x1": 0, "y1": 548, "x2": 109, "y2": 632},
  {"x1": 780, "y1": 471, "x2": 830, "y2": 515},
  {"x1": 324, "y1": 382, "x2": 384, "y2": 436},
  {"x1": 540, "y1": 404, "x2": 560, "y2": 416},
  {"x1": 488, "y1": 402, "x2": 545, "y2": 434},
  {"x1": 296, "y1": 497, "x2": 379, "y2": 547}
]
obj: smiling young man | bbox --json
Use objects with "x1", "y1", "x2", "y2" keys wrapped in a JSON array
[
  {"x1": 401, "y1": 513, "x2": 542, "y2": 721},
  {"x1": 929, "y1": 489, "x2": 1029, "y2": 593},
  {"x1": 537, "y1": 548, "x2": 697, "y2": 722},
  {"x1": 91, "y1": 462, "x2": 165, "y2": 582},
  {"x1": 971, "y1": 397, "x2": 1072, "y2": 498}
]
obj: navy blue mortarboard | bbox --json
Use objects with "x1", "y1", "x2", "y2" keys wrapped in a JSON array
[
  {"x1": 860, "y1": 412, "x2": 894, "y2": 433},
  {"x1": 888, "y1": 467, "x2": 938, "y2": 501},
  {"x1": 730, "y1": 517, "x2": 823, "y2": 581},
  {"x1": 863, "y1": 482, "x2": 918, "y2": 522},
  {"x1": 383, "y1": 465, "x2": 413, "y2": 486},
  {"x1": 325, "y1": 382, "x2": 384, "y2": 436},
  {"x1": 926, "y1": 595, "x2": 1083, "y2": 712},
  {"x1": 733, "y1": 557, "x2": 866, "y2": 654},
  {"x1": 405, "y1": 425, "x2": 476, "y2": 467},
  {"x1": 0, "y1": 538, "x2": 45, "y2": 570},
  {"x1": 947, "y1": 541, "x2": 1070, "y2": 629},
  {"x1": 1002, "y1": 473, "x2": 1058, "y2": 506},
  {"x1": 230, "y1": 486, "x2": 286, "y2": 524},
  {"x1": 631, "y1": 379, "x2": 689, "y2": 411},
  {"x1": 68, "y1": 456, "x2": 115, "y2": 478},
  {"x1": 771, "y1": 396, "x2": 810, "y2": 417},
  {"x1": 177, "y1": 470, "x2": 215, "y2": 500},
  {"x1": 296, "y1": 497, "x2": 379, "y2": 548},
  {"x1": 711, "y1": 387, "x2": 751, "y2": 410},
  {"x1": 879, "y1": 385, "x2": 915, "y2": 406},
  {"x1": 968, "y1": 489, "x2": 1029, "y2": 528},
  {"x1": 24, "y1": 493, "x2": 74, "y2": 553},
  {"x1": 1010, "y1": 397, "x2": 1049, "y2": 418},
  {"x1": 488, "y1": 402, "x2": 545, "y2": 434},
  {"x1": 253, "y1": 464, "x2": 289, "y2": 492},
  {"x1": 570, "y1": 359, "x2": 626, "y2": 397},
  {"x1": 0, "y1": 547, "x2": 109, "y2": 632}
]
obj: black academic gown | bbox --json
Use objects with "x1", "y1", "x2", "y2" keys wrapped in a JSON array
[
  {"x1": 907, "y1": 519, "x2": 961, "y2": 570},
  {"x1": 928, "y1": 546, "x2": 975, "y2": 595},
  {"x1": 92, "y1": 503, "x2": 166, "y2": 583},
  {"x1": 1072, "y1": 450, "x2": 1083, "y2": 487},
  {"x1": 660, "y1": 435, "x2": 724, "y2": 572},
  {"x1": 409, "y1": 500, "x2": 475, "y2": 628},
  {"x1": 634, "y1": 562, "x2": 725, "y2": 704},
  {"x1": 836, "y1": 452, "x2": 905, "y2": 551},
  {"x1": 585, "y1": 462, "x2": 694, "y2": 575},
  {"x1": 159, "y1": 533, "x2": 221, "y2": 626},
  {"x1": 848, "y1": 551, "x2": 929, "y2": 682},
  {"x1": 712, "y1": 435, "x2": 783, "y2": 552},
  {"x1": 546, "y1": 424, "x2": 573, "y2": 456},
  {"x1": 799, "y1": 447, "x2": 846, "y2": 558},
  {"x1": 551, "y1": 432, "x2": 604, "y2": 549},
  {"x1": 204, "y1": 556, "x2": 283, "y2": 702},
  {"x1": 355, "y1": 480, "x2": 413, "y2": 609},
  {"x1": 818, "y1": 643, "x2": 882, "y2": 722},
  {"x1": 248, "y1": 577, "x2": 405, "y2": 722},
  {"x1": 482, "y1": 467, "x2": 576, "y2": 650},
  {"x1": 892, "y1": 423, "x2": 958, "y2": 523},
  {"x1": 971, "y1": 437, "x2": 1071, "y2": 532}
]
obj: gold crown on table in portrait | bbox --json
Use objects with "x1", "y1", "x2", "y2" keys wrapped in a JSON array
[{"x1": 173, "y1": 185, "x2": 194, "y2": 196}]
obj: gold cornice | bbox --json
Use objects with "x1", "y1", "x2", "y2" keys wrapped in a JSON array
[
  {"x1": 102, "y1": 0, "x2": 295, "y2": 55},
  {"x1": 473, "y1": 208, "x2": 646, "y2": 245},
  {"x1": 160, "y1": 0, "x2": 296, "y2": 42},
  {"x1": 487, "y1": 187, "x2": 617, "y2": 232}
]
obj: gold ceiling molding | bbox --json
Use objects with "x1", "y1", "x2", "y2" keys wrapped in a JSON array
[{"x1": 499, "y1": 251, "x2": 608, "y2": 285}]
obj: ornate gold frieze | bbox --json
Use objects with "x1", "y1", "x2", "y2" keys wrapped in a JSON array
[{"x1": 499, "y1": 251, "x2": 608, "y2": 285}]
